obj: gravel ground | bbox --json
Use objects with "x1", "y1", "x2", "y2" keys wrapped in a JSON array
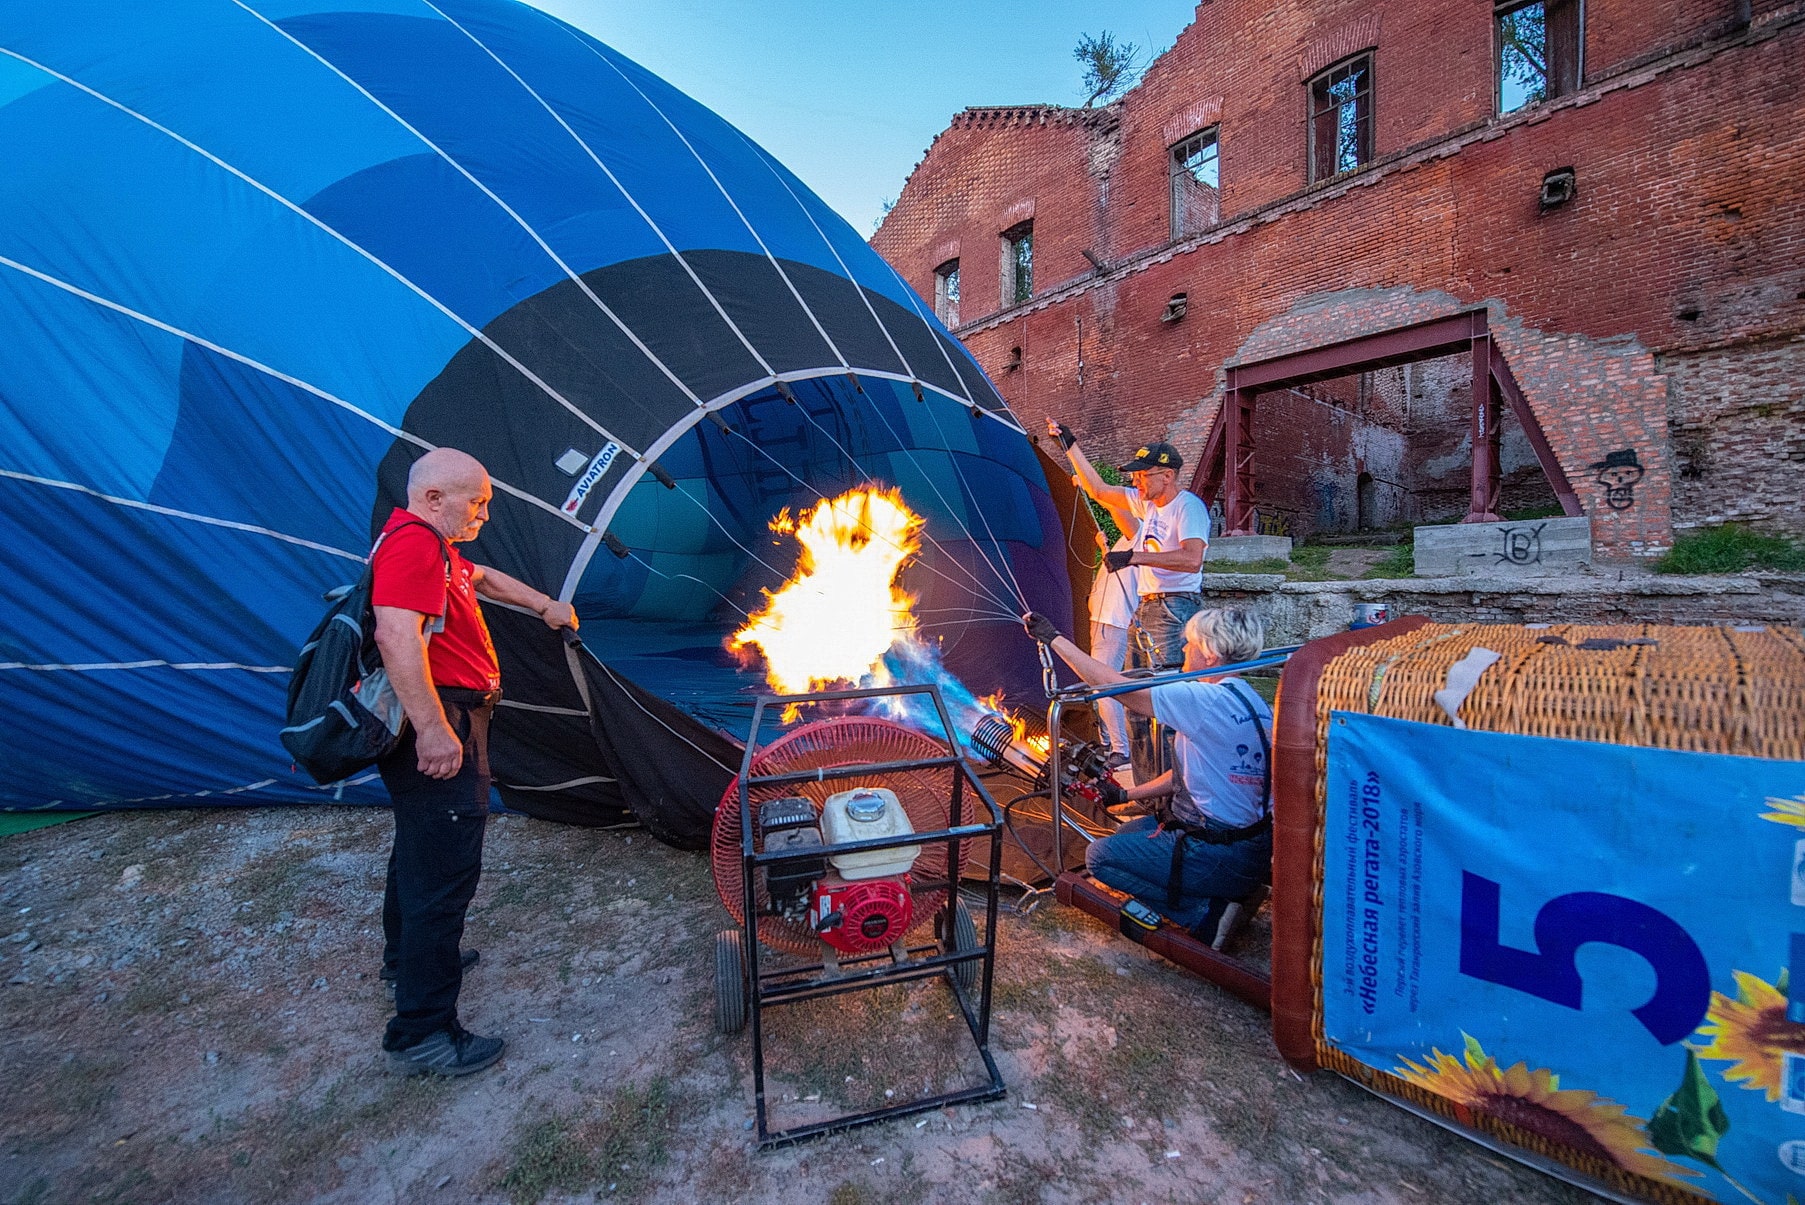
[{"x1": 0, "y1": 806, "x2": 1597, "y2": 1205}]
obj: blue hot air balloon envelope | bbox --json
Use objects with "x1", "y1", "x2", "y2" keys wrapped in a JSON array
[{"x1": 0, "y1": 0, "x2": 1074, "y2": 835}]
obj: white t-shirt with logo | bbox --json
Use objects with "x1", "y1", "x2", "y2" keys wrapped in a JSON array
[
  {"x1": 1151, "y1": 677, "x2": 1271, "y2": 828},
  {"x1": 1128, "y1": 489, "x2": 1211, "y2": 595},
  {"x1": 1088, "y1": 533, "x2": 1141, "y2": 629}
]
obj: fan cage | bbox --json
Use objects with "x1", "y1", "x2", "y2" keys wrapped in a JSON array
[{"x1": 712, "y1": 716, "x2": 977, "y2": 956}]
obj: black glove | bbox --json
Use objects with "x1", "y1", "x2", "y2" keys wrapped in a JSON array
[
  {"x1": 1052, "y1": 422, "x2": 1077, "y2": 450},
  {"x1": 1103, "y1": 549, "x2": 1135, "y2": 573},
  {"x1": 1097, "y1": 777, "x2": 1126, "y2": 808},
  {"x1": 1022, "y1": 612, "x2": 1061, "y2": 645}
]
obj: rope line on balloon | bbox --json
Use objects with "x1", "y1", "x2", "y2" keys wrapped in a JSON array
[
  {"x1": 785, "y1": 401, "x2": 1024, "y2": 617},
  {"x1": 617, "y1": 555, "x2": 755, "y2": 620},
  {"x1": 586, "y1": 656, "x2": 740, "y2": 776},
  {"x1": 0, "y1": 43, "x2": 644, "y2": 459},
  {"x1": 25, "y1": 776, "x2": 286, "y2": 812},
  {"x1": 422, "y1": 0, "x2": 787, "y2": 389},
  {"x1": 727, "y1": 126, "x2": 927, "y2": 387},
  {"x1": 836, "y1": 391, "x2": 1033, "y2": 615},
  {"x1": 0, "y1": 252, "x2": 579, "y2": 531},
  {"x1": 903, "y1": 391, "x2": 1035, "y2": 611},
  {"x1": 232, "y1": 1, "x2": 709, "y2": 441},
  {"x1": 710, "y1": 400, "x2": 1020, "y2": 617},
  {"x1": 0, "y1": 658, "x2": 292, "y2": 673}
]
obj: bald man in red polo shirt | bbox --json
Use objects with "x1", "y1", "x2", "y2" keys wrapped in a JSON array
[{"x1": 373, "y1": 447, "x2": 576, "y2": 1077}]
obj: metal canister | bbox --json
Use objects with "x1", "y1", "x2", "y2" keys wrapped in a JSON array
[{"x1": 1349, "y1": 602, "x2": 1391, "y2": 630}]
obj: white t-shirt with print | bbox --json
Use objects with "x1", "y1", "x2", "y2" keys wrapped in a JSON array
[
  {"x1": 1088, "y1": 534, "x2": 1141, "y2": 629},
  {"x1": 1151, "y1": 677, "x2": 1271, "y2": 828},
  {"x1": 1128, "y1": 489, "x2": 1211, "y2": 595}
]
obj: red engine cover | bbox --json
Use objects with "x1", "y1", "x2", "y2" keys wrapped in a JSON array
[{"x1": 811, "y1": 874, "x2": 914, "y2": 955}]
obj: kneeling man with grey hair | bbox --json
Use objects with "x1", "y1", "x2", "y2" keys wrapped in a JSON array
[{"x1": 1020, "y1": 607, "x2": 1272, "y2": 934}]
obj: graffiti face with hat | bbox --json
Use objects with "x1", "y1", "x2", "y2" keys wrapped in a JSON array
[
  {"x1": 1119, "y1": 441, "x2": 1185, "y2": 506},
  {"x1": 1589, "y1": 447, "x2": 1645, "y2": 512}
]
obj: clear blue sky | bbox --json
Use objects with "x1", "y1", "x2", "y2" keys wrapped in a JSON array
[{"x1": 529, "y1": 0, "x2": 1200, "y2": 236}]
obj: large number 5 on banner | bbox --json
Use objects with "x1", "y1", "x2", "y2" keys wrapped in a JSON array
[{"x1": 1459, "y1": 873, "x2": 1711, "y2": 1045}]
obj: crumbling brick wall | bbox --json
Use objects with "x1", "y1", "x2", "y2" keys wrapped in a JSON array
[
  {"x1": 871, "y1": 0, "x2": 1805, "y2": 559},
  {"x1": 1661, "y1": 336, "x2": 1805, "y2": 537}
]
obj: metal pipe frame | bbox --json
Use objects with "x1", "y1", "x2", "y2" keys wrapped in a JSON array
[
  {"x1": 1041, "y1": 646, "x2": 1300, "y2": 872},
  {"x1": 734, "y1": 684, "x2": 1007, "y2": 1148}
]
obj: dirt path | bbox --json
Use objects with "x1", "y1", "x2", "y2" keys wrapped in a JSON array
[{"x1": 0, "y1": 807, "x2": 1595, "y2": 1205}]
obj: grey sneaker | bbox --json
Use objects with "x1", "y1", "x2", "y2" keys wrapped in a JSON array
[{"x1": 387, "y1": 1028, "x2": 504, "y2": 1077}]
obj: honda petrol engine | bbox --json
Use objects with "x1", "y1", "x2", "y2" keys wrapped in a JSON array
[{"x1": 758, "y1": 787, "x2": 921, "y2": 955}]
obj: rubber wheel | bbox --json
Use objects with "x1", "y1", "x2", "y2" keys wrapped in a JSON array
[
  {"x1": 939, "y1": 899, "x2": 980, "y2": 994},
  {"x1": 714, "y1": 929, "x2": 747, "y2": 1034}
]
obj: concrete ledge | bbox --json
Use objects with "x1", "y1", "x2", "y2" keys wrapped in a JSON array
[
  {"x1": 1413, "y1": 517, "x2": 1593, "y2": 578},
  {"x1": 1195, "y1": 571, "x2": 1800, "y2": 645},
  {"x1": 1207, "y1": 535, "x2": 1293, "y2": 563}
]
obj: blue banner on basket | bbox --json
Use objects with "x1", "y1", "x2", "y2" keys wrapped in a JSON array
[{"x1": 1320, "y1": 713, "x2": 1805, "y2": 1203}]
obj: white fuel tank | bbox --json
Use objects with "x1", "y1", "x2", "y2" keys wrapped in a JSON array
[{"x1": 819, "y1": 787, "x2": 921, "y2": 880}]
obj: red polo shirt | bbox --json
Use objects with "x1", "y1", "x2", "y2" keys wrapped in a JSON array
[{"x1": 370, "y1": 508, "x2": 501, "y2": 692}]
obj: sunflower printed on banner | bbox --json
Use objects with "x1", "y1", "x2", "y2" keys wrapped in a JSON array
[
  {"x1": 0, "y1": 0, "x2": 1072, "y2": 820},
  {"x1": 1320, "y1": 714, "x2": 1805, "y2": 1205}
]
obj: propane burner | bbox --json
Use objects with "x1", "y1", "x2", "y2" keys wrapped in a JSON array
[{"x1": 969, "y1": 712, "x2": 1124, "y2": 811}]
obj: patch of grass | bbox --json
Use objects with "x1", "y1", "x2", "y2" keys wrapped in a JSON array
[
  {"x1": 1203, "y1": 556, "x2": 1290, "y2": 575},
  {"x1": 1653, "y1": 523, "x2": 1805, "y2": 575},
  {"x1": 1503, "y1": 504, "x2": 1563, "y2": 522},
  {"x1": 497, "y1": 1077, "x2": 683, "y2": 1205},
  {"x1": 826, "y1": 1173, "x2": 931, "y2": 1205},
  {"x1": 1364, "y1": 543, "x2": 1416, "y2": 578},
  {"x1": 1284, "y1": 543, "x2": 1345, "y2": 581},
  {"x1": 499, "y1": 1113, "x2": 589, "y2": 1205}
]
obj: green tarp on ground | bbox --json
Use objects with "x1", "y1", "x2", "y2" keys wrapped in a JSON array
[{"x1": 0, "y1": 812, "x2": 92, "y2": 837}]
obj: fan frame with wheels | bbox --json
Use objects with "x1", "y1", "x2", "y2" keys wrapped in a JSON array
[{"x1": 719, "y1": 683, "x2": 1008, "y2": 1148}]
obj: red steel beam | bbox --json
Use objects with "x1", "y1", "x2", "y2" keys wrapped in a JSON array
[
  {"x1": 1190, "y1": 403, "x2": 1227, "y2": 504},
  {"x1": 1224, "y1": 311, "x2": 1488, "y2": 392},
  {"x1": 1491, "y1": 345, "x2": 1584, "y2": 517},
  {"x1": 1222, "y1": 384, "x2": 1257, "y2": 535},
  {"x1": 1464, "y1": 332, "x2": 1504, "y2": 522}
]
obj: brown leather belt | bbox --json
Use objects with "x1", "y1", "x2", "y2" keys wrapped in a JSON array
[{"x1": 1141, "y1": 592, "x2": 1201, "y2": 602}]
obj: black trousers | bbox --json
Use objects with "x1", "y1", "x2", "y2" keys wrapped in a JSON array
[{"x1": 379, "y1": 691, "x2": 494, "y2": 1051}]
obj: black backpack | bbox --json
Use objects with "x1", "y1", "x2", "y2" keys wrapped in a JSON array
[{"x1": 280, "y1": 520, "x2": 447, "y2": 785}]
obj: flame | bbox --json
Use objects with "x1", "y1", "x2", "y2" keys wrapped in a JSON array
[{"x1": 731, "y1": 486, "x2": 924, "y2": 695}]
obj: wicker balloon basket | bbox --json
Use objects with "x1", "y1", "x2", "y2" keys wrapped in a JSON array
[{"x1": 1270, "y1": 621, "x2": 1805, "y2": 1205}]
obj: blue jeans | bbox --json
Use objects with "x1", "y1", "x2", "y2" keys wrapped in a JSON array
[
  {"x1": 1132, "y1": 594, "x2": 1201, "y2": 670},
  {"x1": 1089, "y1": 622, "x2": 1131, "y2": 759},
  {"x1": 380, "y1": 693, "x2": 493, "y2": 1050},
  {"x1": 1085, "y1": 816, "x2": 1271, "y2": 931}
]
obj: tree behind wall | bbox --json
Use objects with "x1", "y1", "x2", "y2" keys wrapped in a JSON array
[{"x1": 1075, "y1": 31, "x2": 1140, "y2": 107}]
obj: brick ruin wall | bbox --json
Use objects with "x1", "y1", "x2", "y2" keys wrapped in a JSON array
[{"x1": 872, "y1": 0, "x2": 1805, "y2": 558}]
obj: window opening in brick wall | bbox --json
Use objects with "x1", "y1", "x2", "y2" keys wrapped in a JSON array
[
  {"x1": 1169, "y1": 127, "x2": 1221, "y2": 239},
  {"x1": 1001, "y1": 221, "x2": 1034, "y2": 306},
  {"x1": 933, "y1": 258, "x2": 961, "y2": 327},
  {"x1": 1497, "y1": 0, "x2": 1582, "y2": 113},
  {"x1": 1308, "y1": 54, "x2": 1373, "y2": 183}
]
